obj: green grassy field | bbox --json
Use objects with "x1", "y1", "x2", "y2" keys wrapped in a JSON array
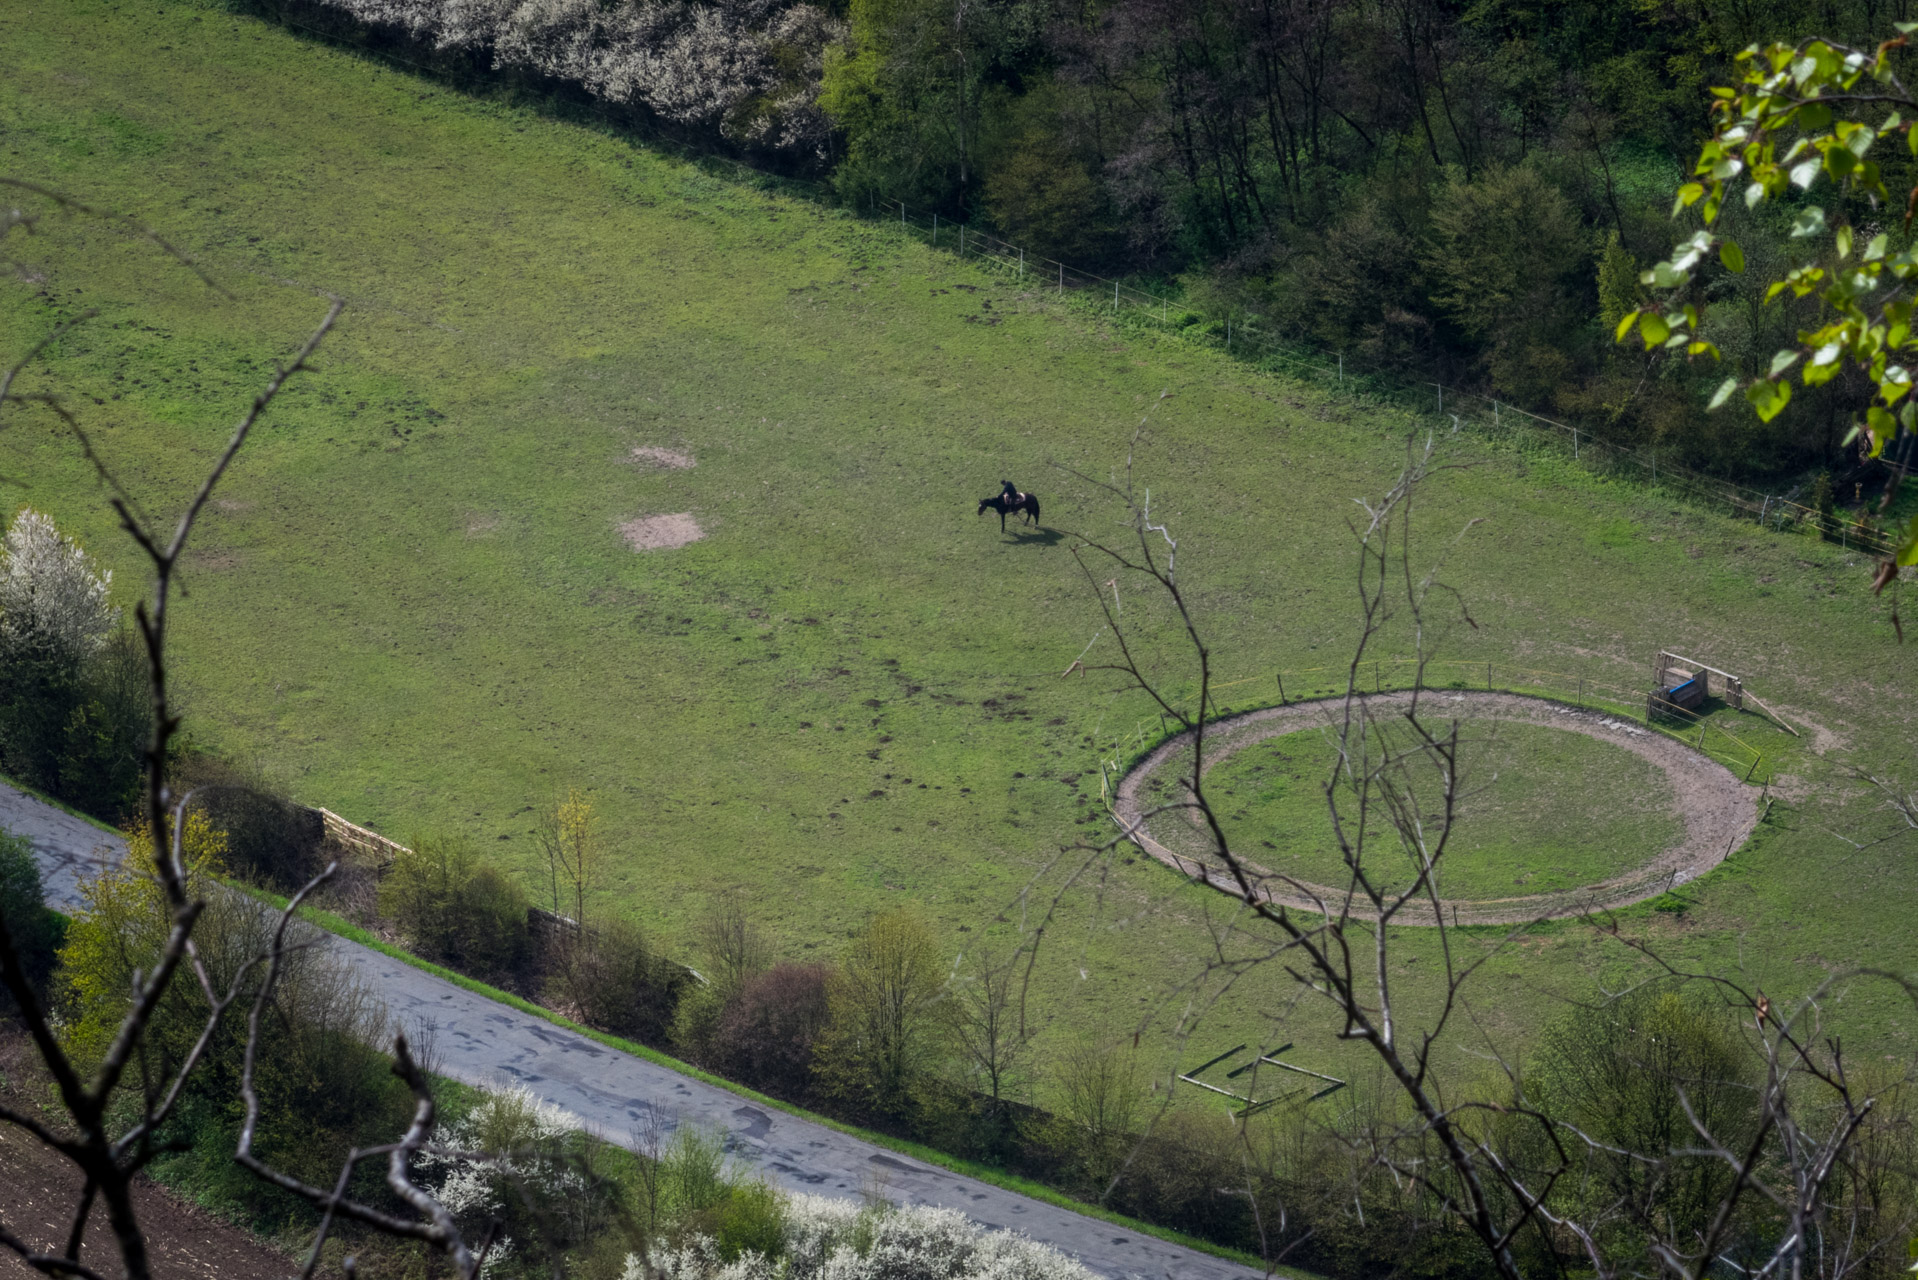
[
  {"x1": 4, "y1": 0, "x2": 1917, "y2": 1097},
  {"x1": 1199, "y1": 721, "x2": 1684, "y2": 900}
]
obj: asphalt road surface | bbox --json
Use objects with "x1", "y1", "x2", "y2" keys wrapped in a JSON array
[{"x1": 0, "y1": 782, "x2": 1269, "y2": 1280}]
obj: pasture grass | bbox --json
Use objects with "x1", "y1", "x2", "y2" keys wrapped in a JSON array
[
  {"x1": 1198, "y1": 721, "x2": 1682, "y2": 900},
  {"x1": 3, "y1": 0, "x2": 1916, "y2": 1102}
]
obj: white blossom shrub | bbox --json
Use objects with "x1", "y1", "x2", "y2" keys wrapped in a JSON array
[
  {"x1": 0, "y1": 507, "x2": 117, "y2": 664},
  {"x1": 280, "y1": 0, "x2": 843, "y2": 162},
  {"x1": 423, "y1": 1085, "x2": 597, "y2": 1275},
  {"x1": 625, "y1": 1193, "x2": 1102, "y2": 1280}
]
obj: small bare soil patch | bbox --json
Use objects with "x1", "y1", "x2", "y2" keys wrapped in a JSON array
[
  {"x1": 629, "y1": 446, "x2": 695, "y2": 469},
  {"x1": 185, "y1": 550, "x2": 243, "y2": 572},
  {"x1": 618, "y1": 512, "x2": 704, "y2": 550}
]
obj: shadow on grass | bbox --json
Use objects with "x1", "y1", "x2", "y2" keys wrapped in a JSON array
[{"x1": 1005, "y1": 527, "x2": 1064, "y2": 546}]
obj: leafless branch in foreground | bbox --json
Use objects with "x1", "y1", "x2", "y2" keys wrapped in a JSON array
[
  {"x1": 1017, "y1": 428, "x2": 1918, "y2": 1279},
  {"x1": 0, "y1": 184, "x2": 481, "y2": 1279}
]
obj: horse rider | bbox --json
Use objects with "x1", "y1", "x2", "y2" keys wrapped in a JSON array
[{"x1": 1000, "y1": 479, "x2": 1025, "y2": 507}]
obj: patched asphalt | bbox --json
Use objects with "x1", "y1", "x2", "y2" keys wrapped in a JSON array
[{"x1": 1, "y1": 782, "x2": 1270, "y2": 1280}]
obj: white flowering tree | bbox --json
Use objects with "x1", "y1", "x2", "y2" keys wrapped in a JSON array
[
  {"x1": 0, "y1": 507, "x2": 117, "y2": 664},
  {"x1": 632, "y1": 1192, "x2": 1100, "y2": 1280}
]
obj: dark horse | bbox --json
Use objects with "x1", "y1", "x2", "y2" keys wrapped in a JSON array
[{"x1": 978, "y1": 490, "x2": 1042, "y2": 531}]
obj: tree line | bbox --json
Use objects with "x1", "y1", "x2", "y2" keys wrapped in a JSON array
[{"x1": 251, "y1": 0, "x2": 1918, "y2": 488}]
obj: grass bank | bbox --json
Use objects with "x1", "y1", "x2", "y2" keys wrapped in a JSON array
[{"x1": 0, "y1": 0, "x2": 1911, "y2": 1100}]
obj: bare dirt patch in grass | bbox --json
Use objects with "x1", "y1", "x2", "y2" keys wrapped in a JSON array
[
  {"x1": 465, "y1": 512, "x2": 500, "y2": 536},
  {"x1": 629, "y1": 446, "x2": 695, "y2": 469},
  {"x1": 618, "y1": 512, "x2": 703, "y2": 550}
]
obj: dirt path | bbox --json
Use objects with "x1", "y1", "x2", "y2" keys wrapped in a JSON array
[{"x1": 1113, "y1": 692, "x2": 1761, "y2": 926}]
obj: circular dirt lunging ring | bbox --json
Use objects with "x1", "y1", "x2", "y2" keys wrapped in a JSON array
[{"x1": 1113, "y1": 691, "x2": 1760, "y2": 926}]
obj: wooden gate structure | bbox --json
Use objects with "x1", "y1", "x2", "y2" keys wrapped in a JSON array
[{"x1": 1649, "y1": 651, "x2": 1798, "y2": 736}]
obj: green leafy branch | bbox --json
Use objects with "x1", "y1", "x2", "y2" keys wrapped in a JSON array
[{"x1": 1622, "y1": 29, "x2": 1918, "y2": 574}]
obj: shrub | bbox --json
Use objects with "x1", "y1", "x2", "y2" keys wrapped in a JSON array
[
  {"x1": 632, "y1": 1192, "x2": 1100, "y2": 1280},
  {"x1": 1813, "y1": 470, "x2": 1837, "y2": 536},
  {"x1": 1030, "y1": 1034, "x2": 1145, "y2": 1189},
  {"x1": 671, "y1": 980, "x2": 726, "y2": 1063},
  {"x1": 696, "y1": 889, "x2": 769, "y2": 1003},
  {"x1": 0, "y1": 508, "x2": 149, "y2": 819},
  {"x1": 173, "y1": 754, "x2": 326, "y2": 893},
  {"x1": 49, "y1": 629, "x2": 150, "y2": 820},
  {"x1": 710, "y1": 962, "x2": 832, "y2": 1100},
  {"x1": 55, "y1": 813, "x2": 411, "y2": 1225},
  {"x1": 380, "y1": 835, "x2": 532, "y2": 981},
  {"x1": 425, "y1": 1085, "x2": 632, "y2": 1270},
  {"x1": 549, "y1": 915, "x2": 688, "y2": 1042},
  {"x1": 0, "y1": 826, "x2": 61, "y2": 1009},
  {"x1": 660, "y1": 1122, "x2": 736, "y2": 1223},
  {"x1": 712, "y1": 1179, "x2": 788, "y2": 1263},
  {"x1": 1529, "y1": 987, "x2": 1760, "y2": 1254},
  {"x1": 1107, "y1": 1108, "x2": 1248, "y2": 1246},
  {"x1": 814, "y1": 909, "x2": 948, "y2": 1122}
]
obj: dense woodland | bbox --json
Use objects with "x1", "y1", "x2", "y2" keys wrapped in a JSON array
[{"x1": 265, "y1": 0, "x2": 1918, "y2": 484}]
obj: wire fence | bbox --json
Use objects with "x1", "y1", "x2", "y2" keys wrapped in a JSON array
[
  {"x1": 1098, "y1": 658, "x2": 1779, "y2": 797},
  {"x1": 224, "y1": 7, "x2": 1897, "y2": 557},
  {"x1": 884, "y1": 199, "x2": 1899, "y2": 559}
]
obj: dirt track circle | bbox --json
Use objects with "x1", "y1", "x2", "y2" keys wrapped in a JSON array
[{"x1": 1113, "y1": 692, "x2": 1761, "y2": 925}]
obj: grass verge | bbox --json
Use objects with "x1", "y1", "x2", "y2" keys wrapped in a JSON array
[{"x1": 219, "y1": 877, "x2": 1275, "y2": 1274}]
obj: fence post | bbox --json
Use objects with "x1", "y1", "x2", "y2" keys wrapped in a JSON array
[
  {"x1": 1019, "y1": 248, "x2": 1025, "y2": 279},
  {"x1": 1114, "y1": 280, "x2": 1119, "y2": 310},
  {"x1": 1573, "y1": 427, "x2": 1579, "y2": 460},
  {"x1": 1338, "y1": 353, "x2": 1343, "y2": 385},
  {"x1": 959, "y1": 225, "x2": 964, "y2": 255},
  {"x1": 900, "y1": 201, "x2": 905, "y2": 226},
  {"x1": 1487, "y1": 661, "x2": 1492, "y2": 691},
  {"x1": 1437, "y1": 383, "x2": 1443, "y2": 414},
  {"x1": 1277, "y1": 672, "x2": 1287, "y2": 704},
  {"x1": 932, "y1": 212, "x2": 937, "y2": 245}
]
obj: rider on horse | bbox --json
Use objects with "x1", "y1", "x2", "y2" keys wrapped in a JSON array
[{"x1": 1001, "y1": 479, "x2": 1026, "y2": 507}]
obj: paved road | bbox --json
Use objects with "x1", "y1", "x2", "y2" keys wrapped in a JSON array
[{"x1": 1, "y1": 783, "x2": 1268, "y2": 1280}]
